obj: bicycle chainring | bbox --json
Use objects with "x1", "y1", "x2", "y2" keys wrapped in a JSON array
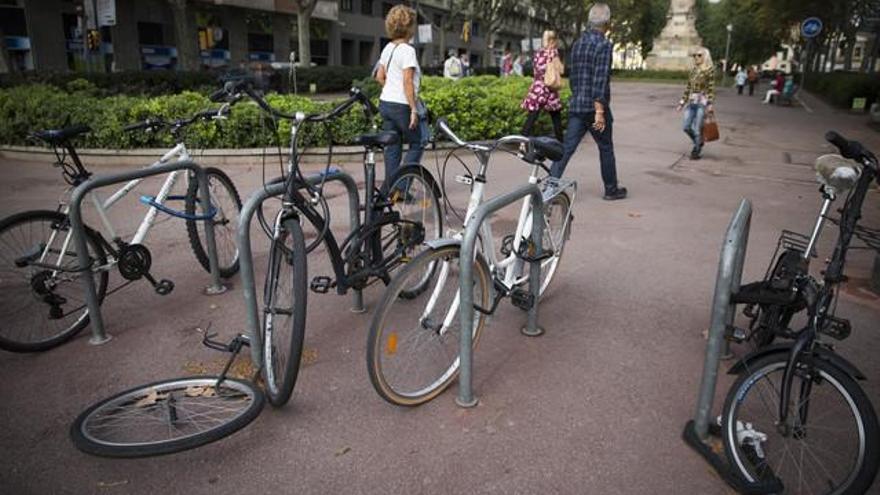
[{"x1": 117, "y1": 244, "x2": 152, "y2": 281}]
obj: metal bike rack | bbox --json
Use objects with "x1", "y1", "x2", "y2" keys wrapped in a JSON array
[
  {"x1": 69, "y1": 160, "x2": 226, "y2": 346},
  {"x1": 237, "y1": 170, "x2": 361, "y2": 365},
  {"x1": 682, "y1": 198, "x2": 782, "y2": 494},
  {"x1": 457, "y1": 183, "x2": 546, "y2": 408}
]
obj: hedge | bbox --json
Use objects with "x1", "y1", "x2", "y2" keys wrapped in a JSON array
[
  {"x1": 0, "y1": 76, "x2": 569, "y2": 149},
  {"x1": 803, "y1": 72, "x2": 880, "y2": 110}
]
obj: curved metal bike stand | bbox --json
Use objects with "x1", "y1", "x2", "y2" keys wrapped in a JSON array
[
  {"x1": 69, "y1": 160, "x2": 226, "y2": 346},
  {"x1": 682, "y1": 198, "x2": 783, "y2": 494},
  {"x1": 237, "y1": 170, "x2": 361, "y2": 366},
  {"x1": 457, "y1": 183, "x2": 546, "y2": 408}
]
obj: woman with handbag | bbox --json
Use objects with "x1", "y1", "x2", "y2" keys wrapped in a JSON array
[
  {"x1": 676, "y1": 47, "x2": 716, "y2": 160},
  {"x1": 521, "y1": 30, "x2": 564, "y2": 142},
  {"x1": 374, "y1": 4, "x2": 426, "y2": 184}
]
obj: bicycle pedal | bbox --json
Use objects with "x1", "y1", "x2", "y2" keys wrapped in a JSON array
[
  {"x1": 310, "y1": 276, "x2": 334, "y2": 294},
  {"x1": 725, "y1": 325, "x2": 748, "y2": 343},
  {"x1": 510, "y1": 288, "x2": 535, "y2": 311},
  {"x1": 742, "y1": 304, "x2": 757, "y2": 318},
  {"x1": 820, "y1": 316, "x2": 851, "y2": 340},
  {"x1": 155, "y1": 279, "x2": 174, "y2": 295}
]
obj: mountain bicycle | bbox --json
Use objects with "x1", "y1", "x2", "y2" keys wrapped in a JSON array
[
  {"x1": 210, "y1": 81, "x2": 443, "y2": 406},
  {"x1": 365, "y1": 118, "x2": 576, "y2": 406},
  {"x1": 0, "y1": 110, "x2": 242, "y2": 353},
  {"x1": 720, "y1": 132, "x2": 880, "y2": 494}
]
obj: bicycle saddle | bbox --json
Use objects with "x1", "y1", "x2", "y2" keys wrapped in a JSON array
[
  {"x1": 353, "y1": 131, "x2": 399, "y2": 148},
  {"x1": 529, "y1": 136, "x2": 563, "y2": 162},
  {"x1": 814, "y1": 154, "x2": 860, "y2": 195},
  {"x1": 32, "y1": 125, "x2": 92, "y2": 145}
]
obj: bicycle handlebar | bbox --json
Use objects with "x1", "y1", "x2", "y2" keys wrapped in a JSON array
[
  {"x1": 825, "y1": 131, "x2": 877, "y2": 165},
  {"x1": 124, "y1": 107, "x2": 229, "y2": 134}
]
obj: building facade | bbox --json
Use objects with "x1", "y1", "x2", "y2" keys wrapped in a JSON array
[{"x1": 1, "y1": 0, "x2": 548, "y2": 73}]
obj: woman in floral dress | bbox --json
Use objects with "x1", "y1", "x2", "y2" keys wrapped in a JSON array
[{"x1": 521, "y1": 30, "x2": 563, "y2": 142}]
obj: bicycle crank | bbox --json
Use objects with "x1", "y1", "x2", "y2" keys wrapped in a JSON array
[{"x1": 117, "y1": 243, "x2": 175, "y2": 295}]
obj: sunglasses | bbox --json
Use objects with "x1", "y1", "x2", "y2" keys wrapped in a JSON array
[{"x1": 692, "y1": 54, "x2": 703, "y2": 58}]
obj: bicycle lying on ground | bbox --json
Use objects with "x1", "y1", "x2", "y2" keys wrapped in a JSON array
[
  {"x1": 366, "y1": 118, "x2": 576, "y2": 406},
  {"x1": 720, "y1": 131, "x2": 880, "y2": 494},
  {"x1": 0, "y1": 110, "x2": 242, "y2": 353},
  {"x1": 210, "y1": 81, "x2": 444, "y2": 407}
]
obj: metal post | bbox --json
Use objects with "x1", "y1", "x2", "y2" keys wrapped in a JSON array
[
  {"x1": 238, "y1": 170, "x2": 361, "y2": 365},
  {"x1": 693, "y1": 198, "x2": 751, "y2": 439},
  {"x1": 68, "y1": 160, "x2": 223, "y2": 345},
  {"x1": 457, "y1": 184, "x2": 544, "y2": 408},
  {"x1": 199, "y1": 169, "x2": 227, "y2": 295},
  {"x1": 723, "y1": 24, "x2": 733, "y2": 87},
  {"x1": 522, "y1": 195, "x2": 545, "y2": 337}
]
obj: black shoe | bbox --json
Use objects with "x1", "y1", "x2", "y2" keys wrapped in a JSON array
[
  {"x1": 603, "y1": 186, "x2": 627, "y2": 201},
  {"x1": 690, "y1": 145, "x2": 702, "y2": 160}
]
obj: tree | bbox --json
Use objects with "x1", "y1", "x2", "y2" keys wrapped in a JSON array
[
  {"x1": 530, "y1": 0, "x2": 588, "y2": 49},
  {"x1": 695, "y1": 0, "x2": 782, "y2": 66},
  {"x1": 168, "y1": 0, "x2": 199, "y2": 71},
  {"x1": 606, "y1": 0, "x2": 669, "y2": 58},
  {"x1": 413, "y1": 0, "x2": 469, "y2": 64},
  {"x1": 469, "y1": 0, "x2": 518, "y2": 65},
  {"x1": 294, "y1": 0, "x2": 319, "y2": 66}
]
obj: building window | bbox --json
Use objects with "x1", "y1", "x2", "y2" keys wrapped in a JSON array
[
  {"x1": 855, "y1": 46, "x2": 863, "y2": 59},
  {"x1": 0, "y1": 5, "x2": 27, "y2": 36},
  {"x1": 433, "y1": 14, "x2": 443, "y2": 27},
  {"x1": 138, "y1": 22, "x2": 164, "y2": 45},
  {"x1": 341, "y1": 0, "x2": 352, "y2": 12},
  {"x1": 382, "y1": 2, "x2": 393, "y2": 17},
  {"x1": 471, "y1": 21, "x2": 480, "y2": 37},
  {"x1": 362, "y1": 0, "x2": 374, "y2": 16}
]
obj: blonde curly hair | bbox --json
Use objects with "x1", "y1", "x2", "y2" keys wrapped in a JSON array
[{"x1": 385, "y1": 5, "x2": 416, "y2": 40}]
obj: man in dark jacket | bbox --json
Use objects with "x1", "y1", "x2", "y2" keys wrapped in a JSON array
[{"x1": 550, "y1": 2, "x2": 626, "y2": 200}]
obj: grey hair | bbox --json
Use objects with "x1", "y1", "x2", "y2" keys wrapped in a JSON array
[{"x1": 588, "y1": 3, "x2": 611, "y2": 27}]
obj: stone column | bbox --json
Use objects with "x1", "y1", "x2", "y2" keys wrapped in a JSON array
[
  {"x1": 225, "y1": 7, "x2": 248, "y2": 68},
  {"x1": 273, "y1": 13, "x2": 292, "y2": 63},
  {"x1": 23, "y1": 0, "x2": 67, "y2": 71},
  {"x1": 645, "y1": 0, "x2": 703, "y2": 71},
  {"x1": 112, "y1": 0, "x2": 142, "y2": 71}
]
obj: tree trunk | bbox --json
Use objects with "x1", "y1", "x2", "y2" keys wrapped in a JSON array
[
  {"x1": 861, "y1": 32, "x2": 878, "y2": 73},
  {"x1": 297, "y1": 10, "x2": 312, "y2": 66},
  {"x1": 828, "y1": 33, "x2": 839, "y2": 72},
  {"x1": 0, "y1": 27, "x2": 11, "y2": 74},
  {"x1": 439, "y1": 28, "x2": 447, "y2": 62},
  {"x1": 843, "y1": 34, "x2": 856, "y2": 72},
  {"x1": 168, "y1": 0, "x2": 198, "y2": 71}
]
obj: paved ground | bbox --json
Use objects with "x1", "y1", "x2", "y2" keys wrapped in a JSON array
[{"x1": 1, "y1": 81, "x2": 879, "y2": 495}]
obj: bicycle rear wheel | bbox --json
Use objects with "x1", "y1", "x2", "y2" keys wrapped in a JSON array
[
  {"x1": 0, "y1": 210, "x2": 108, "y2": 352},
  {"x1": 70, "y1": 376, "x2": 264, "y2": 457},
  {"x1": 722, "y1": 354, "x2": 880, "y2": 494},
  {"x1": 186, "y1": 168, "x2": 242, "y2": 278},
  {"x1": 261, "y1": 217, "x2": 308, "y2": 407},
  {"x1": 367, "y1": 245, "x2": 491, "y2": 406}
]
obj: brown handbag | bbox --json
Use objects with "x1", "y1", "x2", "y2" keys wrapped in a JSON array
[
  {"x1": 543, "y1": 57, "x2": 564, "y2": 91},
  {"x1": 702, "y1": 113, "x2": 720, "y2": 142}
]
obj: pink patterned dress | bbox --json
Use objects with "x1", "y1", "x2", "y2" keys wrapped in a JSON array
[{"x1": 521, "y1": 48, "x2": 563, "y2": 112}]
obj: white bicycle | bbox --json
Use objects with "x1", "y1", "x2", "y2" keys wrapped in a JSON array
[
  {"x1": 366, "y1": 118, "x2": 576, "y2": 406},
  {"x1": 0, "y1": 111, "x2": 241, "y2": 352}
]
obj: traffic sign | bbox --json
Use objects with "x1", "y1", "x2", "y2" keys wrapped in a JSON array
[{"x1": 801, "y1": 17, "x2": 823, "y2": 38}]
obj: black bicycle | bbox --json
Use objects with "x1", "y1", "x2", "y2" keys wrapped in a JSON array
[
  {"x1": 211, "y1": 81, "x2": 443, "y2": 406},
  {"x1": 721, "y1": 132, "x2": 880, "y2": 494}
]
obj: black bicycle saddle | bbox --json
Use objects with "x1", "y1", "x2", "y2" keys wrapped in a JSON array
[
  {"x1": 529, "y1": 136, "x2": 563, "y2": 162},
  {"x1": 353, "y1": 131, "x2": 399, "y2": 148},
  {"x1": 32, "y1": 125, "x2": 92, "y2": 145}
]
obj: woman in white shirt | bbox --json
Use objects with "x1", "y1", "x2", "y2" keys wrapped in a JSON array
[{"x1": 374, "y1": 5, "x2": 423, "y2": 184}]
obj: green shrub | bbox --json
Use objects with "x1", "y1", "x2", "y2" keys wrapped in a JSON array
[
  {"x1": 611, "y1": 69, "x2": 690, "y2": 80},
  {"x1": 0, "y1": 76, "x2": 573, "y2": 149},
  {"x1": 804, "y1": 72, "x2": 880, "y2": 109}
]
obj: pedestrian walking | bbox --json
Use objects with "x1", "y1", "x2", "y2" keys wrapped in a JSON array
[
  {"x1": 549, "y1": 4, "x2": 626, "y2": 200},
  {"x1": 746, "y1": 66, "x2": 758, "y2": 96},
  {"x1": 443, "y1": 49, "x2": 463, "y2": 80},
  {"x1": 512, "y1": 53, "x2": 524, "y2": 76},
  {"x1": 459, "y1": 51, "x2": 470, "y2": 77},
  {"x1": 501, "y1": 46, "x2": 513, "y2": 77},
  {"x1": 676, "y1": 47, "x2": 715, "y2": 160},
  {"x1": 735, "y1": 67, "x2": 747, "y2": 95},
  {"x1": 374, "y1": 4, "x2": 425, "y2": 184},
  {"x1": 521, "y1": 30, "x2": 564, "y2": 143}
]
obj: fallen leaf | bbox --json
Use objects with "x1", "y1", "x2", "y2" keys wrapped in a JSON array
[
  {"x1": 185, "y1": 386, "x2": 206, "y2": 397},
  {"x1": 627, "y1": 212, "x2": 642, "y2": 218},
  {"x1": 335, "y1": 446, "x2": 351, "y2": 457},
  {"x1": 301, "y1": 348, "x2": 319, "y2": 367},
  {"x1": 97, "y1": 480, "x2": 129, "y2": 488},
  {"x1": 134, "y1": 389, "x2": 168, "y2": 407}
]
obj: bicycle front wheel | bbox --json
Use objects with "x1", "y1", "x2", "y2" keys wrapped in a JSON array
[
  {"x1": 536, "y1": 191, "x2": 571, "y2": 297},
  {"x1": 722, "y1": 354, "x2": 880, "y2": 494},
  {"x1": 367, "y1": 244, "x2": 491, "y2": 406},
  {"x1": 261, "y1": 217, "x2": 308, "y2": 407},
  {"x1": 186, "y1": 167, "x2": 242, "y2": 278},
  {"x1": 0, "y1": 210, "x2": 108, "y2": 352},
  {"x1": 70, "y1": 376, "x2": 264, "y2": 457}
]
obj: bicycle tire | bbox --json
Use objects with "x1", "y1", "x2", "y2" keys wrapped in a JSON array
[
  {"x1": 385, "y1": 165, "x2": 444, "y2": 299},
  {"x1": 536, "y1": 191, "x2": 571, "y2": 297},
  {"x1": 0, "y1": 210, "x2": 108, "y2": 353},
  {"x1": 261, "y1": 217, "x2": 308, "y2": 407},
  {"x1": 185, "y1": 167, "x2": 242, "y2": 278},
  {"x1": 722, "y1": 354, "x2": 880, "y2": 494},
  {"x1": 70, "y1": 376, "x2": 264, "y2": 458},
  {"x1": 367, "y1": 244, "x2": 491, "y2": 406}
]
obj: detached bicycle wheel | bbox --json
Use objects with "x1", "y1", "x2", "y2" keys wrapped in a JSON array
[
  {"x1": 261, "y1": 217, "x2": 308, "y2": 407},
  {"x1": 71, "y1": 376, "x2": 264, "y2": 458},
  {"x1": 186, "y1": 168, "x2": 242, "y2": 278}
]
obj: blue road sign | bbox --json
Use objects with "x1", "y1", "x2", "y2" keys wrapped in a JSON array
[{"x1": 801, "y1": 17, "x2": 823, "y2": 39}]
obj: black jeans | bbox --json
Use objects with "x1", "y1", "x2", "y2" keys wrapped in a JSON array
[
  {"x1": 551, "y1": 110, "x2": 618, "y2": 192},
  {"x1": 379, "y1": 100, "x2": 424, "y2": 184},
  {"x1": 522, "y1": 110, "x2": 563, "y2": 142},
  {"x1": 748, "y1": 81, "x2": 756, "y2": 96}
]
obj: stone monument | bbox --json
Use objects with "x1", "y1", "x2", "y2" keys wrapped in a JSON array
[{"x1": 645, "y1": 0, "x2": 703, "y2": 71}]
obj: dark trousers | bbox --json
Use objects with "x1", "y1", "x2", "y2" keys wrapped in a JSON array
[
  {"x1": 748, "y1": 81, "x2": 756, "y2": 96},
  {"x1": 737, "y1": 84, "x2": 744, "y2": 95},
  {"x1": 550, "y1": 111, "x2": 618, "y2": 192},
  {"x1": 379, "y1": 100, "x2": 424, "y2": 184},
  {"x1": 522, "y1": 110, "x2": 563, "y2": 142}
]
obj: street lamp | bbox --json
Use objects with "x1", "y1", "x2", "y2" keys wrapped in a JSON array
[{"x1": 723, "y1": 23, "x2": 733, "y2": 86}]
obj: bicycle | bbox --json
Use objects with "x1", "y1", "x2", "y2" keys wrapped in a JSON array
[
  {"x1": 0, "y1": 109, "x2": 242, "y2": 353},
  {"x1": 365, "y1": 118, "x2": 576, "y2": 406},
  {"x1": 210, "y1": 81, "x2": 444, "y2": 406},
  {"x1": 720, "y1": 132, "x2": 880, "y2": 494}
]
